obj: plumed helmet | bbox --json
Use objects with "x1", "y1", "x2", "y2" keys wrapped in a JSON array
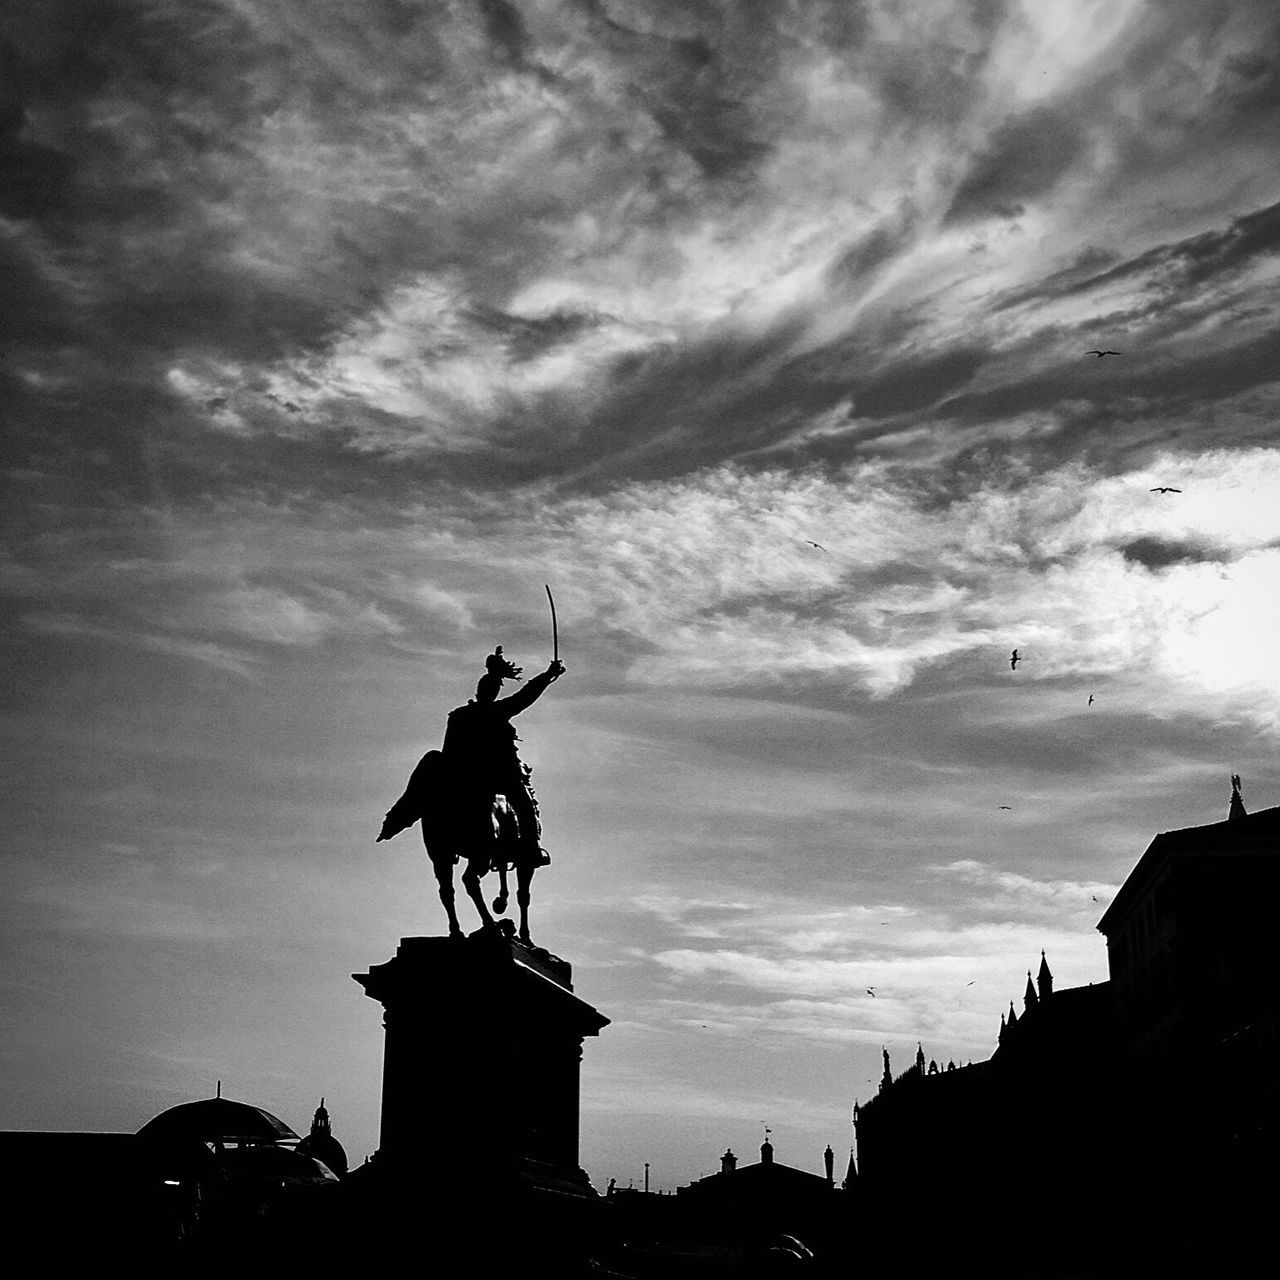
[
  {"x1": 475, "y1": 646, "x2": 522, "y2": 701},
  {"x1": 485, "y1": 646, "x2": 523, "y2": 682}
]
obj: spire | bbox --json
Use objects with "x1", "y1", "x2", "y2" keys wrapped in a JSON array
[
  {"x1": 998, "y1": 1011, "x2": 1006, "y2": 1042},
  {"x1": 880, "y1": 1047, "x2": 892, "y2": 1091},
  {"x1": 721, "y1": 1148, "x2": 737, "y2": 1175},
  {"x1": 1037, "y1": 951, "x2": 1054, "y2": 1001},
  {"x1": 760, "y1": 1129, "x2": 774, "y2": 1165},
  {"x1": 1007, "y1": 1000, "x2": 1018, "y2": 1028},
  {"x1": 842, "y1": 1148, "x2": 857, "y2": 1189},
  {"x1": 915, "y1": 1042, "x2": 926, "y2": 1073},
  {"x1": 1023, "y1": 970, "x2": 1038, "y2": 1011},
  {"x1": 824, "y1": 1144, "x2": 834, "y2": 1184},
  {"x1": 1229, "y1": 774, "x2": 1247, "y2": 821}
]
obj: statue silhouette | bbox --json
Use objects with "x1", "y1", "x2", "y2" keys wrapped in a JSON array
[{"x1": 377, "y1": 647, "x2": 565, "y2": 942}]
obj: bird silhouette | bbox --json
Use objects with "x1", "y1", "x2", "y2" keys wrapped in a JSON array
[
  {"x1": 998, "y1": 805, "x2": 1012, "y2": 810},
  {"x1": 966, "y1": 981, "x2": 976, "y2": 986},
  {"x1": 1088, "y1": 694, "x2": 1094, "y2": 706},
  {"x1": 805, "y1": 541, "x2": 828, "y2": 552},
  {"x1": 1149, "y1": 487, "x2": 1181, "y2": 494},
  {"x1": 1010, "y1": 649, "x2": 1020, "y2": 669},
  {"x1": 1085, "y1": 350, "x2": 1121, "y2": 357},
  {"x1": 866, "y1": 987, "x2": 876, "y2": 997}
]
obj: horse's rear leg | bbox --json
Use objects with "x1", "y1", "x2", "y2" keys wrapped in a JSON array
[{"x1": 430, "y1": 852, "x2": 463, "y2": 938}]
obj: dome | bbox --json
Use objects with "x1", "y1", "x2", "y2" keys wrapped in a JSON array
[{"x1": 296, "y1": 1099, "x2": 349, "y2": 1177}]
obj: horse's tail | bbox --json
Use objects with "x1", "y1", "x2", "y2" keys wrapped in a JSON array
[{"x1": 376, "y1": 750, "x2": 444, "y2": 842}]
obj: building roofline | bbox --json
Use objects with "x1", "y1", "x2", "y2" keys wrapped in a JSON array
[{"x1": 1097, "y1": 804, "x2": 1280, "y2": 935}]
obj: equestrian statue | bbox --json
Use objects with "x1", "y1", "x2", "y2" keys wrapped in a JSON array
[{"x1": 376, "y1": 605, "x2": 565, "y2": 944}]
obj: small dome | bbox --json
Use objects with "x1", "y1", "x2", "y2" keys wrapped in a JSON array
[
  {"x1": 298, "y1": 1131, "x2": 348, "y2": 1178},
  {"x1": 296, "y1": 1099, "x2": 348, "y2": 1177}
]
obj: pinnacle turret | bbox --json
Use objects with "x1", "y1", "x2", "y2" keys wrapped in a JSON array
[{"x1": 1037, "y1": 950, "x2": 1054, "y2": 1000}]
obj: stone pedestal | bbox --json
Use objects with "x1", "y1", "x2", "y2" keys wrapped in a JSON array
[{"x1": 353, "y1": 928, "x2": 609, "y2": 1205}]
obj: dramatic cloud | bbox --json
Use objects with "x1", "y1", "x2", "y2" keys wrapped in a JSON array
[{"x1": 3, "y1": 0, "x2": 1280, "y2": 1183}]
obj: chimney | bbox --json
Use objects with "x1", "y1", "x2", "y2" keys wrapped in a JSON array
[
  {"x1": 824, "y1": 1144, "x2": 834, "y2": 1184},
  {"x1": 720, "y1": 1148, "x2": 737, "y2": 1175}
]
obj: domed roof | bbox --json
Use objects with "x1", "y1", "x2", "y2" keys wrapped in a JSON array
[
  {"x1": 298, "y1": 1131, "x2": 348, "y2": 1177},
  {"x1": 136, "y1": 1096, "x2": 299, "y2": 1146},
  {"x1": 296, "y1": 1099, "x2": 348, "y2": 1177}
]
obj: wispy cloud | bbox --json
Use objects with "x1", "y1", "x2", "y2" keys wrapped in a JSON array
[{"x1": 4, "y1": 0, "x2": 1280, "y2": 1182}]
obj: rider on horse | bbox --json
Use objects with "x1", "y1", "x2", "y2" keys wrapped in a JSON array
[
  {"x1": 442, "y1": 646, "x2": 564, "y2": 868},
  {"x1": 376, "y1": 646, "x2": 565, "y2": 939}
]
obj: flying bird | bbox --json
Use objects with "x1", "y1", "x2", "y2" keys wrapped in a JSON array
[
  {"x1": 805, "y1": 541, "x2": 828, "y2": 552},
  {"x1": 998, "y1": 805, "x2": 1012, "y2": 810},
  {"x1": 1010, "y1": 649, "x2": 1020, "y2": 669},
  {"x1": 1149, "y1": 487, "x2": 1181, "y2": 494},
  {"x1": 1085, "y1": 350, "x2": 1122, "y2": 357},
  {"x1": 866, "y1": 987, "x2": 876, "y2": 997},
  {"x1": 965, "y1": 981, "x2": 976, "y2": 987},
  {"x1": 1088, "y1": 694, "x2": 1094, "y2": 706}
]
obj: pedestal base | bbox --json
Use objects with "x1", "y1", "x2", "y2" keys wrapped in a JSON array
[{"x1": 353, "y1": 928, "x2": 609, "y2": 1200}]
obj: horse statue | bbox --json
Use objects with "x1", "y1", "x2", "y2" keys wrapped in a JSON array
[{"x1": 376, "y1": 749, "x2": 547, "y2": 944}]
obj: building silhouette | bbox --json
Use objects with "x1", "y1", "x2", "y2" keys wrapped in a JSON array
[
  {"x1": 676, "y1": 1134, "x2": 838, "y2": 1230},
  {"x1": 1097, "y1": 782, "x2": 1279, "y2": 1174},
  {"x1": 853, "y1": 957, "x2": 1122, "y2": 1275},
  {"x1": 851, "y1": 782, "x2": 1278, "y2": 1277},
  {"x1": 601, "y1": 1135, "x2": 843, "y2": 1271}
]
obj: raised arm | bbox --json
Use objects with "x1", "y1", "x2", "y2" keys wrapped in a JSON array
[{"x1": 497, "y1": 660, "x2": 565, "y2": 717}]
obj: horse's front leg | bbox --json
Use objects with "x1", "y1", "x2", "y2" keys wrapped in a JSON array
[
  {"x1": 516, "y1": 863, "x2": 534, "y2": 945},
  {"x1": 492, "y1": 861, "x2": 510, "y2": 916},
  {"x1": 461, "y1": 854, "x2": 497, "y2": 930}
]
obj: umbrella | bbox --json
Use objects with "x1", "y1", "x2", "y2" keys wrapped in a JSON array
[
  {"x1": 219, "y1": 1145, "x2": 340, "y2": 1185},
  {"x1": 137, "y1": 1097, "x2": 299, "y2": 1147}
]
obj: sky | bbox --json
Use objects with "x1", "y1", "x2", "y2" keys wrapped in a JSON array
[{"x1": 2, "y1": 0, "x2": 1279, "y2": 1191}]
